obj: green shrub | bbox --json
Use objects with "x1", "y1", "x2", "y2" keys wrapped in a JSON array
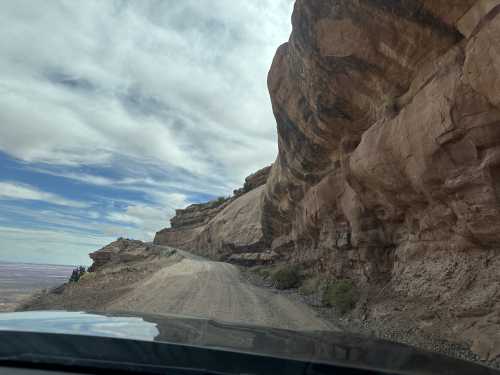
[
  {"x1": 249, "y1": 265, "x2": 274, "y2": 279},
  {"x1": 69, "y1": 266, "x2": 87, "y2": 283},
  {"x1": 322, "y1": 280, "x2": 357, "y2": 314},
  {"x1": 249, "y1": 265, "x2": 264, "y2": 275},
  {"x1": 214, "y1": 196, "x2": 228, "y2": 206},
  {"x1": 271, "y1": 265, "x2": 302, "y2": 289},
  {"x1": 382, "y1": 94, "x2": 399, "y2": 115},
  {"x1": 258, "y1": 267, "x2": 273, "y2": 278},
  {"x1": 299, "y1": 276, "x2": 322, "y2": 295},
  {"x1": 160, "y1": 247, "x2": 177, "y2": 257}
]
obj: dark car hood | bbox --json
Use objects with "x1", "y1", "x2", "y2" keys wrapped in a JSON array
[{"x1": 0, "y1": 311, "x2": 497, "y2": 375}]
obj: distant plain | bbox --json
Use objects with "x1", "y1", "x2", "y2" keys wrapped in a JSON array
[{"x1": 0, "y1": 262, "x2": 74, "y2": 312}]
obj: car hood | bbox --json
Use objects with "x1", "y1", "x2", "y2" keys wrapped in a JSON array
[{"x1": 0, "y1": 310, "x2": 497, "y2": 375}]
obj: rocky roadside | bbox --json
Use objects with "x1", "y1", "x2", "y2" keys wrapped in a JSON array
[
  {"x1": 240, "y1": 267, "x2": 500, "y2": 371},
  {"x1": 17, "y1": 240, "x2": 180, "y2": 312}
]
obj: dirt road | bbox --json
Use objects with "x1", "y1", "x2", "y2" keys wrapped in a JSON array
[{"x1": 108, "y1": 248, "x2": 334, "y2": 331}]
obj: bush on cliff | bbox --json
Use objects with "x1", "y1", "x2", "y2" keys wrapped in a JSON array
[
  {"x1": 271, "y1": 265, "x2": 302, "y2": 289},
  {"x1": 249, "y1": 265, "x2": 276, "y2": 279},
  {"x1": 322, "y1": 280, "x2": 357, "y2": 314},
  {"x1": 299, "y1": 276, "x2": 323, "y2": 295},
  {"x1": 214, "y1": 196, "x2": 228, "y2": 206},
  {"x1": 69, "y1": 266, "x2": 87, "y2": 283}
]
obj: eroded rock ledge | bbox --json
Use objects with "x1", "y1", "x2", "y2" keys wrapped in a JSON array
[
  {"x1": 156, "y1": 0, "x2": 500, "y2": 361},
  {"x1": 89, "y1": 238, "x2": 160, "y2": 271},
  {"x1": 154, "y1": 166, "x2": 271, "y2": 259}
]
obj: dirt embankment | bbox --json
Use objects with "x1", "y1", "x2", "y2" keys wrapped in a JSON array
[{"x1": 19, "y1": 241, "x2": 332, "y2": 332}]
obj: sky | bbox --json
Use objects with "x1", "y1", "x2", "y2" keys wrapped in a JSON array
[{"x1": 0, "y1": 0, "x2": 293, "y2": 265}]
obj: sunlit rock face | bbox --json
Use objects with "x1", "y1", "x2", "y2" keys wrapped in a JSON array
[
  {"x1": 265, "y1": 0, "x2": 469, "y2": 262},
  {"x1": 154, "y1": 168, "x2": 271, "y2": 260},
  {"x1": 263, "y1": 0, "x2": 500, "y2": 359}
]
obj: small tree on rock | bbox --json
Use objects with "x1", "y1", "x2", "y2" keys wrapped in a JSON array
[{"x1": 69, "y1": 266, "x2": 86, "y2": 283}]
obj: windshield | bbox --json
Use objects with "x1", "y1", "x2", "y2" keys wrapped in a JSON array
[{"x1": 1, "y1": 0, "x2": 500, "y2": 373}]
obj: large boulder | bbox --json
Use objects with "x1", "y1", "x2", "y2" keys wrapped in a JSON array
[{"x1": 88, "y1": 238, "x2": 155, "y2": 271}]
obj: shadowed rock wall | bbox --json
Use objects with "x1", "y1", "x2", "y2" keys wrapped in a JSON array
[{"x1": 262, "y1": 0, "x2": 500, "y2": 360}]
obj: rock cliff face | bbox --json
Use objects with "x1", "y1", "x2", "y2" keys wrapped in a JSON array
[
  {"x1": 156, "y1": 0, "x2": 500, "y2": 360},
  {"x1": 89, "y1": 238, "x2": 160, "y2": 271},
  {"x1": 170, "y1": 198, "x2": 231, "y2": 230},
  {"x1": 234, "y1": 165, "x2": 272, "y2": 196},
  {"x1": 262, "y1": 0, "x2": 500, "y2": 361},
  {"x1": 154, "y1": 167, "x2": 271, "y2": 259}
]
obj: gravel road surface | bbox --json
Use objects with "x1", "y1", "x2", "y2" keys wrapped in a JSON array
[{"x1": 109, "y1": 249, "x2": 334, "y2": 332}]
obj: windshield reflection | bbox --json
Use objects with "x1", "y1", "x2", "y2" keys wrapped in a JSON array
[{"x1": 0, "y1": 311, "x2": 159, "y2": 341}]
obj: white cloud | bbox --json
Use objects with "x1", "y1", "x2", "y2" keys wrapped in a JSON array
[
  {"x1": 31, "y1": 171, "x2": 115, "y2": 187},
  {"x1": 27, "y1": 165, "x2": 233, "y2": 199},
  {"x1": 0, "y1": 181, "x2": 88, "y2": 208},
  {"x1": 88, "y1": 211, "x2": 100, "y2": 219},
  {"x1": 0, "y1": 0, "x2": 293, "y2": 184},
  {"x1": 106, "y1": 192, "x2": 189, "y2": 241},
  {"x1": 0, "y1": 226, "x2": 113, "y2": 265}
]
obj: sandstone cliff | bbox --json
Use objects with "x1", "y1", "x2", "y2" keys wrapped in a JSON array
[
  {"x1": 154, "y1": 166, "x2": 271, "y2": 259},
  {"x1": 88, "y1": 238, "x2": 171, "y2": 272},
  {"x1": 156, "y1": 0, "x2": 500, "y2": 361}
]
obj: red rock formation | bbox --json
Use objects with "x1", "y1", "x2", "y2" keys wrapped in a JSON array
[
  {"x1": 262, "y1": 0, "x2": 500, "y2": 360},
  {"x1": 154, "y1": 169, "x2": 271, "y2": 259}
]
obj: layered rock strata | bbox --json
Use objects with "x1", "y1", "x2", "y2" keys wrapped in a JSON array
[
  {"x1": 89, "y1": 238, "x2": 158, "y2": 271},
  {"x1": 154, "y1": 168, "x2": 271, "y2": 259}
]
